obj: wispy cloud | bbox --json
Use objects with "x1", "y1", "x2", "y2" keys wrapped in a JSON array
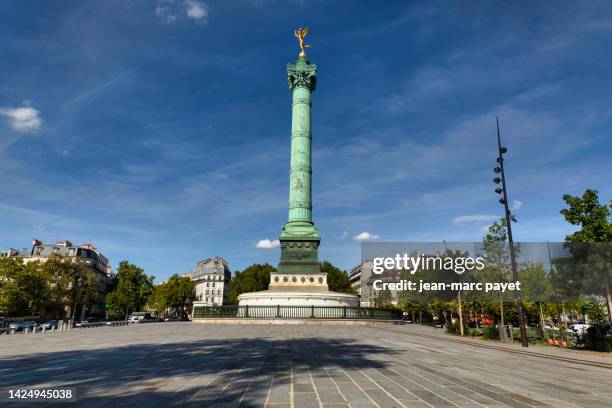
[
  {"x1": 511, "y1": 199, "x2": 523, "y2": 211},
  {"x1": 453, "y1": 215, "x2": 500, "y2": 225},
  {"x1": 256, "y1": 239, "x2": 280, "y2": 249},
  {"x1": 61, "y1": 67, "x2": 139, "y2": 108},
  {"x1": 155, "y1": 1, "x2": 177, "y2": 24},
  {"x1": 155, "y1": 0, "x2": 208, "y2": 24},
  {"x1": 0, "y1": 104, "x2": 42, "y2": 133}
]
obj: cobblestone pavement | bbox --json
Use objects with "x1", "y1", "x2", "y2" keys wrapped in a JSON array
[{"x1": 1, "y1": 323, "x2": 611, "y2": 407}]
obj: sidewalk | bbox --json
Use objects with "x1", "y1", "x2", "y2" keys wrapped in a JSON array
[{"x1": 389, "y1": 323, "x2": 612, "y2": 366}]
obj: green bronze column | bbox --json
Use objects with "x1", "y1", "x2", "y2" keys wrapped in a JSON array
[
  {"x1": 276, "y1": 29, "x2": 322, "y2": 277},
  {"x1": 284, "y1": 57, "x2": 318, "y2": 234}
]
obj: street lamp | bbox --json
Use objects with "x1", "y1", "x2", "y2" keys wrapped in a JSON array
[
  {"x1": 71, "y1": 274, "x2": 83, "y2": 326},
  {"x1": 493, "y1": 117, "x2": 529, "y2": 348}
]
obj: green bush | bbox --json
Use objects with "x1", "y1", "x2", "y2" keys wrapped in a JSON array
[
  {"x1": 446, "y1": 322, "x2": 460, "y2": 335},
  {"x1": 482, "y1": 325, "x2": 499, "y2": 340},
  {"x1": 511, "y1": 327, "x2": 544, "y2": 344},
  {"x1": 466, "y1": 327, "x2": 482, "y2": 337}
]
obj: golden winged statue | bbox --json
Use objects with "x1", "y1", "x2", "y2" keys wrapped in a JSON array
[{"x1": 294, "y1": 27, "x2": 311, "y2": 58}]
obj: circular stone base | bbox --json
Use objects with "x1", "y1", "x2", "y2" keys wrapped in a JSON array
[{"x1": 238, "y1": 290, "x2": 359, "y2": 318}]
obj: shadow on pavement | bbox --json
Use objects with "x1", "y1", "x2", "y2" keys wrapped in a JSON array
[{"x1": 1, "y1": 335, "x2": 396, "y2": 407}]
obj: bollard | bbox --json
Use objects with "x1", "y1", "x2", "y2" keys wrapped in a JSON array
[
  {"x1": 24, "y1": 328, "x2": 28, "y2": 335},
  {"x1": 51, "y1": 326, "x2": 55, "y2": 333},
  {"x1": 11, "y1": 329, "x2": 15, "y2": 335},
  {"x1": 42, "y1": 327, "x2": 46, "y2": 334}
]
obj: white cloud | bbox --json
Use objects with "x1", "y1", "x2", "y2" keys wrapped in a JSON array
[
  {"x1": 185, "y1": 0, "x2": 207, "y2": 20},
  {"x1": 340, "y1": 231, "x2": 349, "y2": 240},
  {"x1": 511, "y1": 199, "x2": 523, "y2": 211},
  {"x1": 353, "y1": 232, "x2": 379, "y2": 241},
  {"x1": 480, "y1": 225, "x2": 492, "y2": 234},
  {"x1": 0, "y1": 105, "x2": 42, "y2": 133},
  {"x1": 453, "y1": 214, "x2": 499, "y2": 225},
  {"x1": 256, "y1": 239, "x2": 280, "y2": 249}
]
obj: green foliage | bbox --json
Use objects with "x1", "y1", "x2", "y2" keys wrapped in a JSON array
[
  {"x1": 373, "y1": 288, "x2": 393, "y2": 308},
  {"x1": 228, "y1": 263, "x2": 274, "y2": 304},
  {"x1": 0, "y1": 258, "x2": 50, "y2": 317},
  {"x1": 466, "y1": 327, "x2": 482, "y2": 337},
  {"x1": 520, "y1": 263, "x2": 552, "y2": 302},
  {"x1": 446, "y1": 321, "x2": 465, "y2": 335},
  {"x1": 561, "y1": 189, "x2": 611, "y2": 243},
  {"x1": 560, "y1": 189, "x2": 612, "y2": 320},
  {"x1": 512, "y1": 327, "x2": 542, "y2": 344},
  {"x1": 482, "y1": 325, "x2": 500, "y2": 340},
  {"x1": 43, "y1": 256, "x2": 100, "y2": 319},
  {"x1": 0, "y1": 256, "x2": 101, "y2": 319},
  {"x1": 149, "y1": 274, "x2": 195, "y2": 317},
  {"x1": 584, "y1": 302, "x2": 607, "y2": 322},
  {"x1": 320, "y1": 261, "x2": 356, "y2": 294},
  {"x1": 106, "y1": 261, "x2": 154, "y2": 318}
]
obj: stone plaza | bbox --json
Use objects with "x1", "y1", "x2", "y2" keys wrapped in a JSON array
[{"x1": 1, "y1": 323, "x2": 611, "y2": 407}]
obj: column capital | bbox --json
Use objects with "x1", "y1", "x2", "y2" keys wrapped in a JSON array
[{"x1": 287, "y1": 60, "x2": 317, "y2": 91}]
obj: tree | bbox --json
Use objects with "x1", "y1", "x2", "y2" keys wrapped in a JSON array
[
  {"x1": 560, "y1": 189, "x2": 612, "y2": 320},
  {"x1": 149, "y1": 274, "x2": 195, "y2": 317},
  {"x1": 320, "y1": 261, "x2": 356, "y2": 294},
  {"x1": 481, "y1": 221, "x2": 515, "y2": 325},
  {"x1": 42, "y1": 256, "x2": 99, "y2": 320},
  {"x1": 0, "y1": 258, "x2": 50, "y2": 317},
  {"x1": 106, "y1": 261, "x2": 154, "y2": 319},
  {"x1": 373, "y1": 288, "x2": 393, "y2": 308},
  {"x1": 228, "y1": 263, "x2": 274, "y2": 304},
  {"x1": 520, "y1": 263, "x2": 553, "y2": 333}
]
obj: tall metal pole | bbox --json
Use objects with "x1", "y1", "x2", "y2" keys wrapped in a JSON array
[{"x1": 496, "y1": 117, "x2": 528, "y2": 347}]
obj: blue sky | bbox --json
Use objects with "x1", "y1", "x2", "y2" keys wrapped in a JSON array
[{"x1": 1, "y1": 1, "x2": 611, "y2": 281}]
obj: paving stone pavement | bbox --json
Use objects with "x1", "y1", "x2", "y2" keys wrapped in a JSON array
[{"x1": 1, "y1": 323, "x2": 611, "y2": 407}]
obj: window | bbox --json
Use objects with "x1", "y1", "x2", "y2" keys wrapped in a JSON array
[
  {"x1": 35, "y1": 247, "x2": 43, "y2": 255},
  {"x1": 68, "y1": 248, "x2": 76, "y2": 256},
  {"x1": 52, "y1": 247, "x2": 59, "y2": 254}
]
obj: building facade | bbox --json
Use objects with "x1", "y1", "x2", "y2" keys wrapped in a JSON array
[
  {"x1": 1, "y1": 239, "x2": 113, "y2": 318},
  {"x1": 350, "y1": 260, "x2": 401, "y2": 307},
  {"x1": 185, "y1": 257, "x2": 231, "y2": 306}
]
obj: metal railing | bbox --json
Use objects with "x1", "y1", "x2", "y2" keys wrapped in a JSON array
[{"x1": 193, "y1": 305, "x2": 402, "y2": 320}]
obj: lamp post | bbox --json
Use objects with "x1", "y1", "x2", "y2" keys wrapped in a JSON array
[
  {"x1": 492, "y1": 117, "x2": 529, "y2": 348},
  {"x1": 70, "y1": 274, "x2": 83, "y2": 327}
]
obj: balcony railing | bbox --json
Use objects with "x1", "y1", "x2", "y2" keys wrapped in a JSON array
[{"x1": 193, "y1": 305, "x2": 402, "y2": 320}]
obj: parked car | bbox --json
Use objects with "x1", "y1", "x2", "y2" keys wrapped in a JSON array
[
  {"x1": 164, "y1": 316, "x2": 190, "y2": 322},
  {"x1": 40, "y1": 320, "x2": 58, "y2": 330},
  {"x1": 8, "y1": 321, "x2": 26, "y2": 331},
  {"x1": 75, "y1": 317, "x2": 100, "y2": 327},
  {"x1": 22, "y1": 321, "x2": 39, "y2": 331},
  {"x1": 568, "y1": 324, "x2": 590, "y2": 336},
  {"x1": 129, "y1": 312, "x2": 160, "y2": 323}
]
